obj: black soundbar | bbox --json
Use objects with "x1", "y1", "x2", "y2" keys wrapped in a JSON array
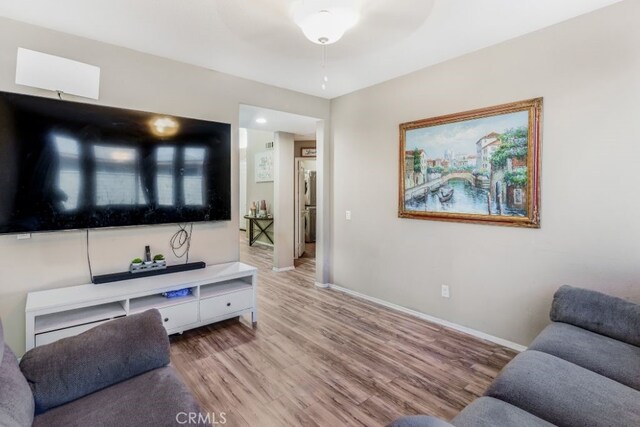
[{"x1": 93, "y1": 261, "x2": 207, "y2": 284}]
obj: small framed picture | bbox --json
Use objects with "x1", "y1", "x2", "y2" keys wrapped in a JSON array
[{"x1": 301, "y1": 148, "x2": 317, "y2": 157}]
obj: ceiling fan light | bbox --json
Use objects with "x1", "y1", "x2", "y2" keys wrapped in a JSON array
[
  {"x1": 293, "y1": 1, "x2": 359, "y2": 45},
  {"x1": 300, "y1": 10, "x2": 343, "y2": 44}
]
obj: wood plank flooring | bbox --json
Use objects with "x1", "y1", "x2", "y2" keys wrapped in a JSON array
[{"x1": 169, "y1": 234, "x2": 517, "y2": 426}]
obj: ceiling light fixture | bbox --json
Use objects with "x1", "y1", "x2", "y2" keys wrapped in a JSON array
[
  {"x1": 292, "y1": 1, "x2": 359, "y2": 93},
  {"x1": 255, "y1": 117, "x2": 267, "y2": 124},
  {"x1": 292, "y1": 0, "x2": 359, "y2": 45}
]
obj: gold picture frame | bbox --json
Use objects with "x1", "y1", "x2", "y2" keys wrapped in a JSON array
[{"x1": 398, "y1": 98, "x2": 542, "y2": 227}]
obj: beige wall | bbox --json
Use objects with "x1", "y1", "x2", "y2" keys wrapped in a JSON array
[
  {"x1": 0, "y1": 17, "x2": 329, "y2": 354},
  {"x1": 330, "y1": 1, "x2": 640, "y2": 346}
]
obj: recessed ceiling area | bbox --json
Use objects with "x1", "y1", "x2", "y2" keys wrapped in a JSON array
[
  {"x1": 239, "y1": 104, "x2": 319, "y2": 141},
  {"x1": 0, "y1": 0, "x2": 622, "y2": 99}
]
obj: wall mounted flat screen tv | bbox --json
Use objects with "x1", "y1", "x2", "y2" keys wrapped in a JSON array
[{"x1": 0, "y1": 91, "x2": 231, "y2": 234}]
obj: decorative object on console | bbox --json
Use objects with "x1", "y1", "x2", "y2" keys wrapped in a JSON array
[
  {"x1": 250, "y1": 201, "x2": 257, "y2": 217},
  {"x1": 399, "y1": 98, "x2": 542, "y2": 228},
  {"x1": 130, "y1": 246, "x2": 166, "y2": 274},
  {"x1": 258, "y1": 200, "x2": 268, "y2": 218},
  {"x1": 130, "y1": 261, "x2": 166, "y2": 274}
]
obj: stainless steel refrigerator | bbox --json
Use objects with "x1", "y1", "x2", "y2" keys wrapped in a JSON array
[{"x1": 304, "y1": 171, "x2": 316, "y2": 243}]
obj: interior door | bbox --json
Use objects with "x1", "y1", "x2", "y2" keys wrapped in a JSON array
[{"x1": 294, "y1": 159, "x2": 306, "y2": 258}]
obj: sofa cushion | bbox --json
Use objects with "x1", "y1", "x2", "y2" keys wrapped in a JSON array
[
  {"x1": 32, "y1": 366, "x2": 207, "y2": 427},
  {"x1": 452, "y1": 397, "x2": 553, "y2": 427},
  {"x1": 529, "y1": 322, "x2": 640, "y2": 390},
  {"x1": 388, "y1": 415, "x2": 454, "y2": 427},
  {"x1": 485, "y1": 350, "x2": 640, "y2": 427},
  {"x1": 550, "y1": 285, "x2": 640, "y2": 346},
  {"x1": 20, "y1": 309, "x2": 170, "y2": 414},
  {"x1": 0, "y1": 345, "x2": 35, "y2": 427},
  {"x1": 0, "y1": 318, "x2": 4, "y2": 363}
]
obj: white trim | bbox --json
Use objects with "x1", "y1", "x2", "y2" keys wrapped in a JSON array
[
  {"x1": 314, "y1": 282, "x2": 330, "y2": 289},
  {"x1": 329, "y1": 284, "x2": 527, "y2": 352},
  {"x1": 272, "y1": 266, "x2": 295, "y2": 272}
]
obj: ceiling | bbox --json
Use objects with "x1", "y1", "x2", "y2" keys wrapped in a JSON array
[
  {"x1": 239, "y1": 104, "x2": 319, "y2": 140},
  {"x1": 0, "y1": 0, "x2": 622, "y2": 99}
]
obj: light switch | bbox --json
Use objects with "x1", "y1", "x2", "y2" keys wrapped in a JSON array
[{"x1": 345, "y1": 211, "x2": 351, "y2": 220}]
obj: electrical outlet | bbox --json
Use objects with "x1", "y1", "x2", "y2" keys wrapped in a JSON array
[
  {"x1": 441, "y1": 284, "x2": 450, "y2": 298},
  {"x1": 345, "y1": 211, "x2": 352, "y2": 220},
  {"x1": 16, "y1": 233, "x2": 31, "y2": 240}
]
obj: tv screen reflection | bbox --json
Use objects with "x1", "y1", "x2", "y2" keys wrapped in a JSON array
[
  {"x1": 52, "y1": 136, "x2": 208, "y2": 211},
  {"x1": 0, "y1": 90, "x2": 230, "y2": 234}
]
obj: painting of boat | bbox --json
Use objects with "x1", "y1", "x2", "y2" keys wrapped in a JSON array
[
  {"x1": 438, "y1": 187, "x2": 454, "y2": 203},
  {"x1": 399, "y1": 98, "x2": 542, "y2": 227}
]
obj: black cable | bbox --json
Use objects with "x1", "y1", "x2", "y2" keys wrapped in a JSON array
[
  {"x1": 86, "y1": 229, "x2": 94, "y2": 283},
  {"x1": 170, "y1": 223, "x2": 193, "y2": 264}
]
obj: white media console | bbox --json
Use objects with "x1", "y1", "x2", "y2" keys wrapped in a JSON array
[{"x1": 25, "y1": 262, "x2": 258, "y2": 351}]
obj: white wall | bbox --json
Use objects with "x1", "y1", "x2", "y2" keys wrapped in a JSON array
[
  {"x1": 0, "y1": 17, "x2": 329, "y2": 354},
  {"x1": 330, "y1": 0, "x2": 640, "y2": 346},
  {"x1": 244, "y1": 129, "x2": 276, "y2": 245},
  {"x1": 245, "y1": 129, "x2": 275, "y2": 216},
  {"x1": 273, "y1": 132, "x2": 296, "y2": 270}
]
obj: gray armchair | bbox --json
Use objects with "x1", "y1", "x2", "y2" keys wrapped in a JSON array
[{"x1": 0, "y1": 309, "x2": 207, "y2": 427}]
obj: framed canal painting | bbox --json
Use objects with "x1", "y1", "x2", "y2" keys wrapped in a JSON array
[{"x1": 398, "y1": 98, "x2": 542, "y2": 227}]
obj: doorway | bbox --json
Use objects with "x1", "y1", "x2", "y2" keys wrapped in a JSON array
[
  {"x1": 295, "y1": 156, "x2": 316, "y2": 262},
  {"x1": 238, "y1": 105, "x2": 324, "y2": 281}
]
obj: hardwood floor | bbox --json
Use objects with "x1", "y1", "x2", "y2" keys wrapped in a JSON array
[{"x1": 170, "y1": 234, "x2": 517, "y2": 426}]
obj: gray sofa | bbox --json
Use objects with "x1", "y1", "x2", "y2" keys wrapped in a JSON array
[
  {"x1": 0, "y1": 309, "x2": 207, "y2": 427},
  {"x1": 390, "y1": 285, "x2": 640, "y2": 427}
]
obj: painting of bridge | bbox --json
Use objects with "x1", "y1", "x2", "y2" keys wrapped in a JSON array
[{"x1": 398, "y1": 98, "x2": 542, "y2": 228}]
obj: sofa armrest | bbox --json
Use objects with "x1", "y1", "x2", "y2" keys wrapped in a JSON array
[
  {"x1": 387, "y1": 416, "x2": 455, "y2": 427},
  {"x1": 20, "y1": 309, "x2": 170, "y2": 414},
  {"x1": 550, "y1": 285, "x2": 640, "y2": 346}
]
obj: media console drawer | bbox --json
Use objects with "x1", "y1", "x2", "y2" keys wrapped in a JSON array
[
  {"x1": 158, "y1": 301, "x2": 199, "y2": 332},
  {"x1": 35, "y1": 319, "x2": 112, "y2": 347},
  {"x1": 200, "y1": 289, "x2": 253, "y2": 321}
]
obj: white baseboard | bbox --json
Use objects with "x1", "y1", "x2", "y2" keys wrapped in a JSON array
[
  {"x1": 329, "y1": 284, "x2": 527, "y2": 352},
  {"x1": 314, "y1": 282, "x2": 330, "y2": 289},
  {"x1": 272, "y1": 266, "x2": 295, "y2": 272}
]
